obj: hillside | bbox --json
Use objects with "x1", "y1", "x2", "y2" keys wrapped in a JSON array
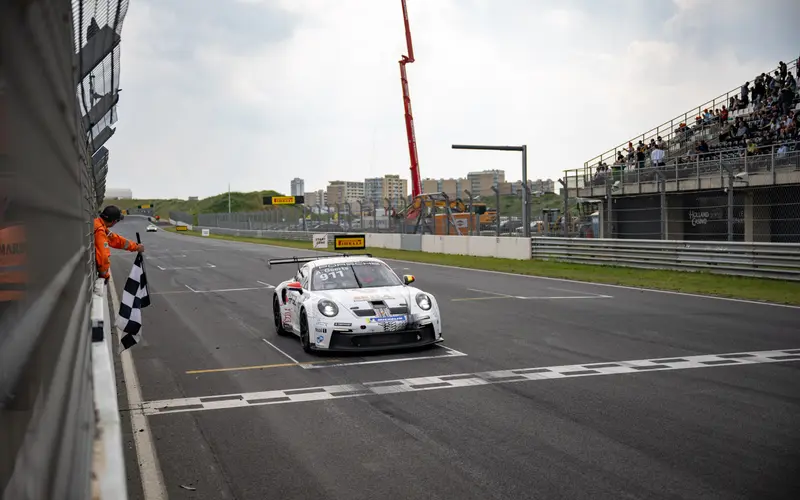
[{"x1": 106, "y1": 190, "x2": 285, "y2": 218}]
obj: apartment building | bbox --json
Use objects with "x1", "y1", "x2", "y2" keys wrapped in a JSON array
[
  {"x1": 326, "y1": 180, "x2": 365, "y2": 205},
  {"x1": 303, "y1": 190, "x2": 327, "y2": 207},
  {"x1": 422, "y1": 178, "x2": 467, "y2": 199},
  {"x1": 290, "y1": 178, "x2": 304, "y2": 197},
  {"x1": 467, "y1": 170, "x2": 505, "y2": 197},
  {"x1": 382, "y1": 174, "x2": 407, "y2": 205},
  {"x1": 364, "y1": 177, "x2": 383, "y2": 204},
  {"x1": 531, "y1": 178, "x2": 555, "y2": 193}
]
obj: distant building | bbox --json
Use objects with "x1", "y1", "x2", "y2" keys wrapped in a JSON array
[
  {"x1": 365, "y1": 174, "x2": 408, "y2": 206},
  {"x1": 303, "y1": 190, "x2": 327, "y2": 207},
  {"x1": 106, "y1": 188, "x2": 132, "y2": 199},
  {"x1": 188, "y1": 196, "x2": 199, "y2": 201},
  {"x1": 326, "y1": 180, "x2": 364, "y2": 205},
  {"x1": 422, "y1": 178, "x2": 469, "y2": 199},
  {"x1": 532, "y1": 178, "x2": 555, "y2": 194},
  {"x1": 290, "y1": 178, "x2": 305, "y2": 197},
  {"x1": 467, "y1": 170, "x2": 505, "y2": 197},
  {"x1": 364, "y1": 177, "x2": 384, "y2": 204}
]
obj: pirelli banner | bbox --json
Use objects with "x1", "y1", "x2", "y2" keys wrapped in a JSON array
[
  {"x1": 176, "y1": 225, "x2": 188, "y2": 231},
  {"x1": 333, "y1": 234, "x2": 366, "y2": 250},
  {"x1": 263, "y1": 195, "x2": 304, "y2": 206}
]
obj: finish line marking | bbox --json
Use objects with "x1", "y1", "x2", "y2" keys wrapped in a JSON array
[{"x1": 135, "y1": 348, "x2": 800, "y2": 416}]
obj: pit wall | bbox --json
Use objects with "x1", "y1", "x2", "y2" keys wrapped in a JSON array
[
  {"x1": 173, "y1": 221, "x2": 533, "y2": 261},
  {"x1": 364, "y1": 233, "x2": 533, "y2": 260}
]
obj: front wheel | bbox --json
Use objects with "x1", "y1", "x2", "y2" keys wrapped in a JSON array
[{"x1": 300, "y1": 312, "x2": 312, "y2": 353}]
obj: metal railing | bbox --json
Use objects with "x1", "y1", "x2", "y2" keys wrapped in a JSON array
[
  {"x1": 581, "y1": 56, "x2": 799, "y2": 170},
  {"x1": 530, "y1": 237, "x2": 800, "y2": 280},
  {"x1": 565, "y1": 141, "x2": 800, "y2": 194},
  {"x1": 1, "y1": 0, "x2": 129, "y2": 498}
]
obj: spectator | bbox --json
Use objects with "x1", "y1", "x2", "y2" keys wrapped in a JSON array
[
  {"x1": 740, "y1": 81, "x2": 750, "y2": 107},
  {"x1": 651, "y1": 142, "x2": 666, "y2": 167},
  {"x1": 779, "y1": 85, "x2": 794, "y2": 114}
]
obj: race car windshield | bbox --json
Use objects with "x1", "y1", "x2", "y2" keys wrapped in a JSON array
[{"x1": 311, "y1": 261, "x2": 401, "y2": 290}]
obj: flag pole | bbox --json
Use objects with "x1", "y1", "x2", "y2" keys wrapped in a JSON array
[{"x1": 135, "y1": 231, "x2": 149, "y2": 296}]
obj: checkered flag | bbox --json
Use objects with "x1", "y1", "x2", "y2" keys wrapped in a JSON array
[{"x1": 117, "y1": 251, "x2": 150, "y2": 350}]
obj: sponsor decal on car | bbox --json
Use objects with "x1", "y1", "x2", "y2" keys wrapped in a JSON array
[
  {"x1": 316, "y1": 335, "x2": 325, "y2": 343},
  {"x1": 366, "y1": 315, "x2": 406, "y2": 323}
]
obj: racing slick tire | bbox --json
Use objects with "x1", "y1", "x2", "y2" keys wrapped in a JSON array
[
  {"x1": 299, "y1": 310, "x2": 312, "y2": 353},
  {"x1": 273, "y1": 294, "x2": 290, "y2": 337}
]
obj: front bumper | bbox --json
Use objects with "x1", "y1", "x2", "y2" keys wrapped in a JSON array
[{"x1": 314, "y1": 324, "x2": 442, "y2": 352}]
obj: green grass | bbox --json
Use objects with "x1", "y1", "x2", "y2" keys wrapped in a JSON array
[
  {"x1": 107, "y1": 190, "x2": 287, "y2": 220},
  {"x1": 163, "y1": 226, "x2": 800, "y2": 305}
]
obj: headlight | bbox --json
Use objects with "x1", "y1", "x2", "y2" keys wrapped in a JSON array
[
  {"x1": 317, "y1": 299, "x2": 339, "y2": 317},
  {"x1": 415, "y1": 293, "x2": 432, "y2": 310}
]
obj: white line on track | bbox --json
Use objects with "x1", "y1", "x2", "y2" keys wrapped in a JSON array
[
  {"x1": 465, "y1": 287, "x2": 612, "y2": 300},
  {"x1": 262, "y1": 338, "x2": 301, "y2": 364},
  {"x1": 184, "y1": 284, "x2": 196, "y2": 293},
  {"x1": 108, "y1": 274, "x2": 168, "y2": 499},
  {"x1": 135, "y1": 347, "x2": 800, "y2": 416},
  {"x1": 301, "y1": 344, "x2": 467, "y2": 370},
  {"x1": 515, "y1": 295, "x2": 613, "y2": 300},
  {"x1": 468, "y1": 288, "x2": 516, "y2": 298},
  {"x1": 256, "y1": 280, "x2": 274, "y2": 288}
]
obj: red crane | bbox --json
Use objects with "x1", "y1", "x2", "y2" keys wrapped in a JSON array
[{"x1": 399, "y1": 0, "x2": 422, "y2": 200}]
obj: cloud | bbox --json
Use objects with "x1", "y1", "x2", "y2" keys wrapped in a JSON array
[{"x1": 107, "y1": 0, "x2": 800, "y2": 199}]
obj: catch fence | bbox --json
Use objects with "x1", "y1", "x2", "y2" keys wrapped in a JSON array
[{"x1": 1, "y1": 1, "x2": 129, "y2": 499}]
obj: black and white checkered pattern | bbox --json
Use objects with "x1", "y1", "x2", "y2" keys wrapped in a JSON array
[
  {"x1": 117, "y1": 252, "x2": 151, "y2": 350},
  {"x1": 139, "y1": 347, "x2": 800, "y2": 415}
]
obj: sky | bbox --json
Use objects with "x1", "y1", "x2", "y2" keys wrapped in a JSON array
[{"x1": 106, "y1": 0, "x2": 800, "y2": 199}]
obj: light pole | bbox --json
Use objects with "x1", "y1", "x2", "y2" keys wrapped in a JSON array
[
  {"x1": 489, "y1": 186, "x2": 500, "y2": 237},
  {"x1": 452, "y1": 144, "x2": 529, "y2": 237},
  {"x1": 557, "y1": 178, "x2": 568, "y2": 237}
]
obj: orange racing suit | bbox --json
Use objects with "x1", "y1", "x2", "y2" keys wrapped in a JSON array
[
  {"x1": 93, "y1": 217, "x2": 141, "y2": 279},
  {"x1": 0, "y1": 223, "x2": 26, "y2": 302}
]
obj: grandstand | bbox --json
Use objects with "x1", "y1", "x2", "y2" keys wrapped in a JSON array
[{"x1": 563, "y1": 57, "x2": 800, "y2": 243}]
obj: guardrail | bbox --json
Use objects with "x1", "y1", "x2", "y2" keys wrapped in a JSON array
[
  {"x1": 90, "y1": 279, "x2": 128, "y2": 500},
  {"x1": 531, "y1": 237, "x2": 800, "y2": 280}
]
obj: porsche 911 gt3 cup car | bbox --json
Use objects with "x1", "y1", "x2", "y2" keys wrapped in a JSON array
[{"x1": 269, "y1": 254, "x2": 443, "y2": 353}]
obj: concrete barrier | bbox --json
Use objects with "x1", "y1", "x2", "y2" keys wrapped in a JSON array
[{"x1": 184, "y1": 226, "x2": 533, "y2": 260}]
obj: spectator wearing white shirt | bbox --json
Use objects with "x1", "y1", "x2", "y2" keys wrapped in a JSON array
[{"x1": 651, "y1": 144, "x2": 666, "y2": 167}]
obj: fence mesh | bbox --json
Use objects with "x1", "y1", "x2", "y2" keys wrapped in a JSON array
[{"x1": 1, "y1": 0, "x2": 128, "y2": 498}]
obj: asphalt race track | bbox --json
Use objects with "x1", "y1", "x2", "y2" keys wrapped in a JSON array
[{"x1": 108, "y1": 218, "x2": 800, "y2": 500}]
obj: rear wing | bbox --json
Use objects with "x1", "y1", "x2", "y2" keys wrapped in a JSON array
[{"x1": 267, "y1": 253, "x2": 373, "y2": 269}]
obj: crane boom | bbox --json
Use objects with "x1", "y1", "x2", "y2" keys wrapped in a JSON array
[{"x1": 399, "y1": 0, "x2": 422, "y2": 200}]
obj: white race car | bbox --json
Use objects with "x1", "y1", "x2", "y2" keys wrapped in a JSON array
[
  {"x1": 269, "y1": 254, "x2": 443, "y2": 353},
  {"x1": 146, "y1": 224, "x2": 158, "y2": 232}
]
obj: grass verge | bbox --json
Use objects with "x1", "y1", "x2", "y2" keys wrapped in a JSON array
[{"x1": 163, "y1": 227, "x2": 800, "y2": 305}]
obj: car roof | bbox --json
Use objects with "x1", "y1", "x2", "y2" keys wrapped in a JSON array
[{"x1": 306, "y1": 255, "x2": 384, "y2": 269}]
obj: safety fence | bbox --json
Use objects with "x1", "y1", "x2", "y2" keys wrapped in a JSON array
[
  {"x1": 0, "y1": 1, "x2": 129, "y2": 499},
  {"x1": 530, "y1": 238, "x2": 800, "y2": 280},
  {"x1": 179, "y1": 223, "x2": 800, "y2": 280}
]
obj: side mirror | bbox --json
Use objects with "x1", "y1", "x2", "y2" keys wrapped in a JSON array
[
  {"x1": 403, "y1": 275, "x2": 415, "y2": 285},
  {"x1": 287, "y1": 281, "x2": 303, "y2": 294}
]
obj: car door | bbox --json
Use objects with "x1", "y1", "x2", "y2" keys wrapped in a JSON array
[{"x1": 284, "y1": 264, "x2": 310, "y2": 333}]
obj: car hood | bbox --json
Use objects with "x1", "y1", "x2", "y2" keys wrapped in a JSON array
[{"x1": 315, "y1": 286, "x2": 411, "y2": 311}]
